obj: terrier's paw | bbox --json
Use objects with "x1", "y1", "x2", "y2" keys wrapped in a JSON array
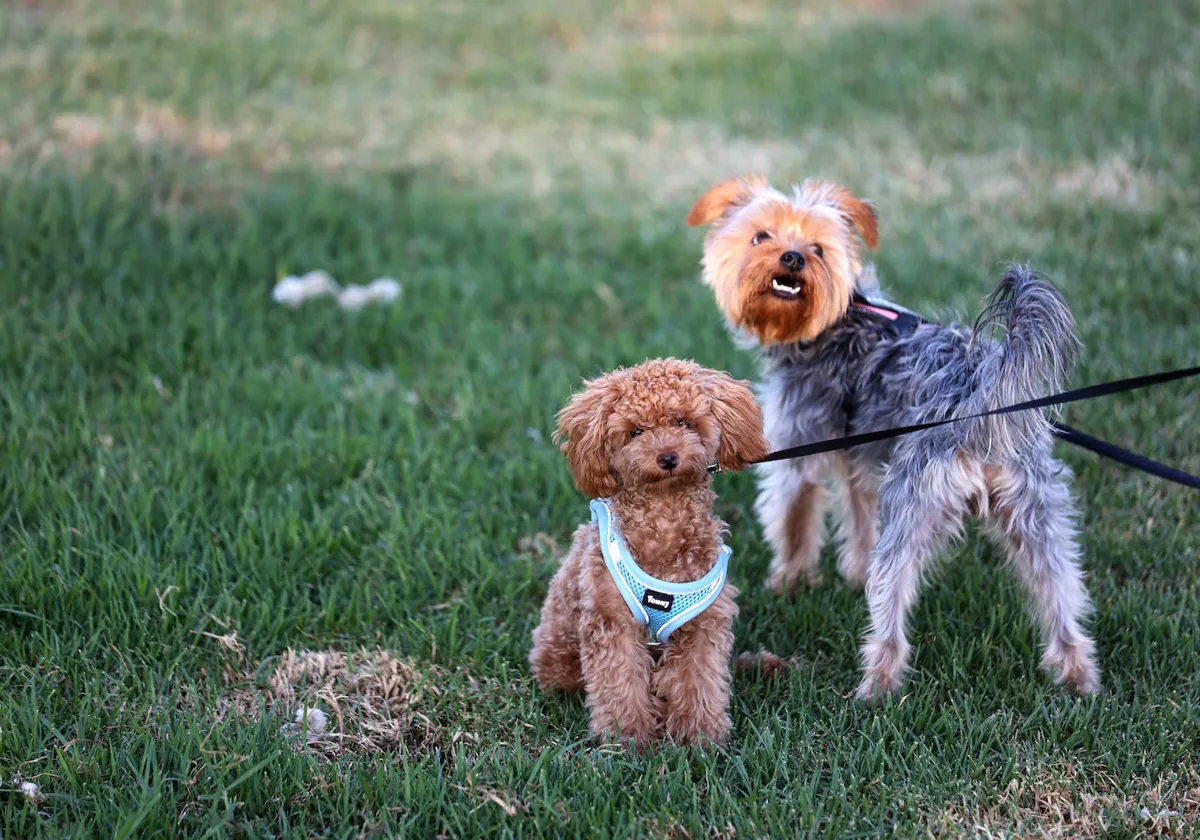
[
  {"x1": 767, "y1": 568, "x2": 822, "y2": 596},
  {"x1": 1063, "y1": 667, "x2": 1101, "y2": 697},
  {"x1": 838, "y1": 571, "x2": 866, "y2": 592},
  {"x1": 836, "y1": 555, "x2": 869, "y2": 591},
  {"x1": 1046, "y1": 648, "x2": 1099, "y2": 696},
  {"x1": 1044, "y1": 643, "x2": 1101, "y2": 697},
  {"x1": 854, "y1": 672, "x2": 901, "y2": 703}
]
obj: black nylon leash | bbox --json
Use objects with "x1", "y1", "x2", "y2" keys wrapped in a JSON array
[
  {"x1": 1051, "y1": 422, "x2": 1200, "y2": 490},
  {"x1": 714, "y1": 365, "x2": 1200, "y2": 488}
]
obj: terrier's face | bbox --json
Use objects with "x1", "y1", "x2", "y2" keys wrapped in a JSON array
[{"x1": 686, "y1": 177, "x2": 879, "y2": 345}]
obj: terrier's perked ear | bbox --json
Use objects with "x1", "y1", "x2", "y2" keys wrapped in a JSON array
[
  {"x1": 686, "y1": 176, "x2": 769, "y2": 227},
  {"x1": 827, "y1": 185, "x2": 879, "y2": 249}
]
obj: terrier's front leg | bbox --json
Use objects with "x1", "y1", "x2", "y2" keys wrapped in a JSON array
[
  {"x1": 831, "y1": 455, "x2": 879, "y2": 590},
  {"x1": 757, "y1": 460, "x2": 830, "y2": 594}
]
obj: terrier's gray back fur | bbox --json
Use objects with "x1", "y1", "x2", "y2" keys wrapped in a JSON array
[
  {"x1": 744, "y1": 262, "x2": 1099, "y2": 697},
  {"x1": 759, "y1": 264, "x2": 1080, "y2": 469}
]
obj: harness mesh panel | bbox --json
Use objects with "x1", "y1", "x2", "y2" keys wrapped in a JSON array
[{"x1": 611, "y1": 562, "x2": 712, "y2": 639}]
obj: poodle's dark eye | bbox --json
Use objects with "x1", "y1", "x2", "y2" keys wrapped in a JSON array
[
  {"x1": 751, "y1": 231, "x2": 771, "y2": 246},
  {"x1": 629, "y1": 428, "x2": 644, "y2": 439},
  {"x1": 812, "y1": 243, "x2": 823, "y2": 258},
  {"x1": 676, "y1": 417, "x2": 690, "y2": 428}
]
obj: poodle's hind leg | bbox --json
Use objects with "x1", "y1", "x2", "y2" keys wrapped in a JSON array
[{"x1": 530, "y1": 552, "x2": 584, "y2": 692}]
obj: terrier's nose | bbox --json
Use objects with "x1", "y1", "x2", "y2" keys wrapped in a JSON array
[
  {"x1": 780, "y1": 250, "x2": 805, "y2": 270},
  {"x1": 657, "y1": 452, "x2": 679, "y2": 471}
]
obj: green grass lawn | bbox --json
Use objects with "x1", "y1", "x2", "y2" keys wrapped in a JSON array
[{"x1": 2, "y1": 0, "x2": 1199, "y2": 835}]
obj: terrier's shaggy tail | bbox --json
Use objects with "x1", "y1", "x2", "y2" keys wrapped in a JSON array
[{"x1": 969, "y1": 264, "x2": 1080, "y2": 452}]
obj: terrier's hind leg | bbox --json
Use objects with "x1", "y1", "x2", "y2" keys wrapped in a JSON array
[
  {"x1": 983, "y1": 459, "x2": 1100, "y2": 696},
  {"x1": 856, "y1": 457, "x2": 971, "y2": 701}
]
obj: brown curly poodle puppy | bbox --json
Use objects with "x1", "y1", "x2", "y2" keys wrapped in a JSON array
[{"x1": 529, "y1": 358, "x2": 769, "y2": 746}]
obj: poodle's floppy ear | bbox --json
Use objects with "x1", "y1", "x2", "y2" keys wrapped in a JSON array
[
  {"x1": 686, "y1": 175, "x2": 768, "y2": 227},
  {"x1": 553, "y1": 378, "x2": 619, "y2": 499},
  {"x1": 703, "y1": 371, "x2": 770, "y2": 472}
]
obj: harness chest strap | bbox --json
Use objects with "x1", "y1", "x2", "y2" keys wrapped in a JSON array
[
  {"x1": 590, "y1": 499, "x2": 730, "y2": 645},
  {"x1": 851, "y1": 291, "x2": 926, "y2": 335}
]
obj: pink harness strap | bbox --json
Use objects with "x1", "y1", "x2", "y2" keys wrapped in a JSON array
[{"x1": 853, "y1": 302, "x2": 900, "y2": 321}]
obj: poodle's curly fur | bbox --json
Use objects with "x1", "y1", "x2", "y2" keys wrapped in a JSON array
[{"x1": 529, "y1": 358, "x2": 769, "y2": 746}]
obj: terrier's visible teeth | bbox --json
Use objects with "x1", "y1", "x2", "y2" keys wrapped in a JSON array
[{"x1": 771, "y1": 280, "x2": 800, "y2": 296}]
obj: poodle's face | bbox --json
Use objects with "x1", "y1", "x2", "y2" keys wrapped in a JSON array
[
  {"x1": 554, "y1": 359, "x2": 769, "y2": 498},
  {"x1": 607, "y1": 390, "x2": 714, "y2": 492}
]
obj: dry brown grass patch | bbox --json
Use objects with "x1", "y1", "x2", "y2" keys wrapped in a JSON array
[
  {"x1": 44, "y1": 100, "x2": 235, "y2": 161},
  {"x1": 735, "y1": 649, "x2": 795, "y2": 680},
  {"x1": 930, "y1": 763, "x2": 1199, "y2": 838},
  {"x1": 517, "y1": 532, "x2": 562, "y2": 559},
  {"x1": 215, "y1": 649, "x2": 447, "y2": 759}
]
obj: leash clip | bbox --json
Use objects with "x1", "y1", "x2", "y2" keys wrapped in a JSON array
[
  {"x1": 706, "y1": 462, "x2": 722, "y2": 475},
  {"x1": 646, "y1": 638, "x2": 667, "y2": 665}
]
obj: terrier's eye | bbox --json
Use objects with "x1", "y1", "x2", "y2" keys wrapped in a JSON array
[
  {"x1": 629, "y1": 428, "x2": 644, "y2": 438},
  {"x1": 812, "y1": 244, "x2": 823, "y2": 258},
  {"x1": 676, "y1": 417, "x2": 690, "y2": 428},
  {"x1": 751, "y1": 231, "x2": 772, "y2": 245}
]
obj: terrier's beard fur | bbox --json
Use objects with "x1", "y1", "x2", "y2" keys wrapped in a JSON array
[{"x1": 687, "y1": 177, "x2": 879, "y2": 345}]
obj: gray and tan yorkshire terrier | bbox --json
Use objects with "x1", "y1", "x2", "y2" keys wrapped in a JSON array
[{"x1": 687, "y1": 176, "x2": 1099, "y2": 700}]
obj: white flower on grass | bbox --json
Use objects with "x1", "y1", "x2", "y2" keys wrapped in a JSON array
[
  {"x1": 272, "y1": 272, "x2": 401, "y2": 309},
  {"x1": 282, "y1": 706, "x2": 328, "y2": 744},
  {"x1": 336, "y1": 277, "x2": 402, "y2": 310},
  {"x1": 11, "y1": 776, "x2": 43, "y2": 803},
  {"x1": 1141, "y1": 807, "x2": 1179, "y2": 825},
  {"x1": 272, "y1": 270, "x2": 340, "y2": 306}
]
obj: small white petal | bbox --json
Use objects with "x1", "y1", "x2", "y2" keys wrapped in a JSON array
[
  {"x1": 293, "y1": 706, "x2": 327, "y2": 738},
  {"x1": 367, "y1": 277, "x2": 402, "y2": 301},
  {"x1": 272, "y1": 271, "x2": 340, "y2": 306},
  {"x1": 336, "y1": 278, "x2": 402, "y2": 309},
  {"x1": 335, "y1": 285, "x2": 373, "y2": 310}
]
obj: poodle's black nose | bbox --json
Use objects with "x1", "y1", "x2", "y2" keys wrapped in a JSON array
[
  {"x1": 657, "y1": 452, "x2": 679, "y2": 471},
  {"x1": 779, "y1": 250, "x2": 805, "y2": 270}
]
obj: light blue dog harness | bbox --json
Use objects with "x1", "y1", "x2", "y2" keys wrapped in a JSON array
[{"x1": 590, "y1": 498, "x2": 731, "y2": 644}]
